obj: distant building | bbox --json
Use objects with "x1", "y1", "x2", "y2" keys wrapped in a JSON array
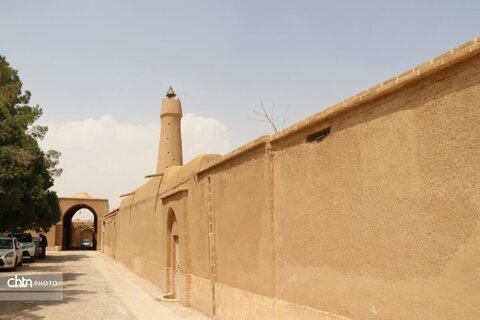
[{"x1": 41, "y1": 192, "x2": 108, "y2": 251}]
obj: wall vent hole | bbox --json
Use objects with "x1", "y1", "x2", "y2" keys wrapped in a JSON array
[{"x1": 307, "y1": 127, "x2": 331, "y2": 142}]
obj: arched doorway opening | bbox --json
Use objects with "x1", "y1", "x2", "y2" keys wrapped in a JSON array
[
  {"x1": 166, "y1": 208, "x2": 180, "y2": 297},
  {"x1": 62, "y1": 205, "x2": 98, "y2": 250}
]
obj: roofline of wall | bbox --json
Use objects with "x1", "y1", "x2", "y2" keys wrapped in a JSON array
[
  {"x1": 159, "y1": 186, "x2": 189, "y2": 199},
  {"x1": 193, "y1": 36, "x2": 480, "y2": 176},
  {"x1": 196, "y1": 136, "x2": 270, "y2": 175},
  {"x1": 270, "y1": 36, "x2": 480, "y2": 143},
  {"x1": 104, "y1": 208, "x2": 119, "y2": 219},
  {"x1": 58, "y1": 197, "x2": 109, "y2": 202}
]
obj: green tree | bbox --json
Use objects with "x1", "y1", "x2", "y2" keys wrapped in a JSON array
[{"x1": 0, "y1": 55, "x2": 62, "y2": 233}]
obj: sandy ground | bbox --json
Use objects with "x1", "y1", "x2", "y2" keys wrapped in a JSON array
[{"x1": 0, "y1": 251, "x2": 210, "y2": 320}]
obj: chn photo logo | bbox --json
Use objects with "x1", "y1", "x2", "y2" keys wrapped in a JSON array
[{"x1": 7, "y1": 275, "x2": 33, "y2": 288}]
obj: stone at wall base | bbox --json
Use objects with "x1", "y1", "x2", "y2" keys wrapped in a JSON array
[{"x1": 160, "y1": 292, "x2": 180, "y2": 302}]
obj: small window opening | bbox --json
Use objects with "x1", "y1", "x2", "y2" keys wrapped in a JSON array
[{"x1": 307, "y1": 127, "x2": 331, "y2": 142}]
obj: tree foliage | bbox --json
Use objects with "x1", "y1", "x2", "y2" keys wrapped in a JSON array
[{"x1": 0, "y1": 55, "x2": 62, "y2": 232}]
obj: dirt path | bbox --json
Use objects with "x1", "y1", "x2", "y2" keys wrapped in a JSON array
[{"x1": 0, "y1": 251, "x2": 209, "y2": 320}]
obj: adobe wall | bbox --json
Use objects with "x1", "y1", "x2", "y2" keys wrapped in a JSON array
[
  {"x1": 192, "y1": 142, "x2": 276, "y2": 318},
  {"x1": 269, "y1": 53, "x2": 480, "y2": 320},
  {"x1": 102, "y1": 156, "x2": 219, "y2": 298},
  {"x1": 111, "y1": 177, "x2": 166, "y2": 289},
  {"x1": 101, "y1": 210, "x2": 117, "y2": 258},
  {"x1": 103, "y1": 39, "x2": 480, "y2": 319}
]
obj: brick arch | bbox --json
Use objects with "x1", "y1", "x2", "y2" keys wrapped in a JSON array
[
  {"x1": 56, "y1": 195, "x2": 109, "y2": 251},
  {"x1": 62, "y1": 204, "x2": 98, "y2": 250}
]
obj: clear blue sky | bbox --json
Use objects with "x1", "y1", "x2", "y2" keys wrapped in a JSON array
[{"x1": 1, "y1": 0, "x2": 479, "y2": 147}]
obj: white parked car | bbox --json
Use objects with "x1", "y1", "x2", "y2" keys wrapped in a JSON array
[
  {"x1": 0, "y1": 237, "x2": 23, "y2": 271},
  {"x1": 10, "y1": 233, "x2": 36, "y2": 262}
]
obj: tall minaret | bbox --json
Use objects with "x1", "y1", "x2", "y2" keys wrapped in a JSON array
[{"x1": 156, "y1": 87, "x2": 183, "y2": 173}]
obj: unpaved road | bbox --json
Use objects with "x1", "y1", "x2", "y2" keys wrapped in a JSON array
[{"x1": 0, "y1": 251, "x2": 209, "y2": 320}]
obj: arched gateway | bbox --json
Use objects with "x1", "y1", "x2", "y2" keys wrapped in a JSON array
[{"x1": 41, "y1": 192, "x2": 109, "y2": 251}]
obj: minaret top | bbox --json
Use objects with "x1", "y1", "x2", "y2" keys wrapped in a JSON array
[
  {"x1": 166, "y1": 86, "x2": 176, "y2": 98},
  {"x1": 157, "y1": 87, "x2": 183, "y2": 173}
]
